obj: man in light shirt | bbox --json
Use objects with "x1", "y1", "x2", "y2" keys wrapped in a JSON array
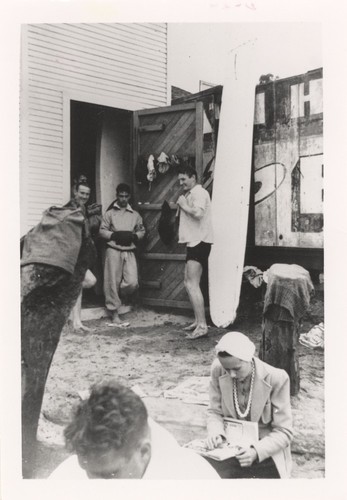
[
  {"x1": 99, "y1": 183, "x2": 145, "y2": 324},
  {"x1": 176, "y1": 164, "x2": 213, "y2": 339},
  {"x1": 50, "y1": 381, "x2": 219, "y2": 480}
]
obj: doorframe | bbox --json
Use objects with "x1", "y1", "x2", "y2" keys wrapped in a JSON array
[{"x1": 63, "y1": 90, "x2": 141, "y2": 203}]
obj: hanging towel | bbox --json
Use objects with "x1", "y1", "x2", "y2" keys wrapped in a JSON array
[
  {"x1": 21, "y1": 206, "x2": 84, "y2": 274},
  {"x1": 263, "y1": 264, "x2": 314, "y2": 322},
  {"x1": 157, "y1": 151, "x2": 170, "y2": 173},
  {"x1": 158, "y1": 200, "x2": 178, "y2": 246}
]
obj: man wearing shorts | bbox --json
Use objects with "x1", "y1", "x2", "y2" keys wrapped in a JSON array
[{"x1": 176, "y1": 164, "x2": 213, "y2": 339}]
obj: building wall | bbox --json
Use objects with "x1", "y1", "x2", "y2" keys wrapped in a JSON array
[
  {"x1": 253, "y1": 69, "x2": 323, "y2": 249},
  {"x1": 20, "y1": 23, "x2": 168, "y2": 235}
]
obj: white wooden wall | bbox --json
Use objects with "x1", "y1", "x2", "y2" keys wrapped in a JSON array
[{"x1": 20, "y1": 23, "x2": 168, "y2": 235}]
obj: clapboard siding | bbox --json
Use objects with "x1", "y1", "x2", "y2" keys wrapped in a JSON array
[
  {"x1": 28, "y1": 52, "x2": 167, "y2": 87},
  {"x1": 21, "y1": 22, "x2": 168, "y2": 234}
]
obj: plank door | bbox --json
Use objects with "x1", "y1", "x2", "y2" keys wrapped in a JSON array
[{"x1": 132, "y1": 102, "x2": 204, "y2": 309}]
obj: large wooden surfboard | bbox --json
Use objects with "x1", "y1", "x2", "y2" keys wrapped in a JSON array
[{"x1": 209, "y1": 42, "x2": 259, "y2": 328}]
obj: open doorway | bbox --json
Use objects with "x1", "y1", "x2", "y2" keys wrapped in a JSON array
[{"x1": 70, "y1": 100, "x2": 132, "y2": 305}]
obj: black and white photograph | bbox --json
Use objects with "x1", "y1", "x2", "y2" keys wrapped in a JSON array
[{"x1": 1, "y1": 1, "x2": 347, "y2": 499}]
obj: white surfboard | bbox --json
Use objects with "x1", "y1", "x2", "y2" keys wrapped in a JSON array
[{"x1": 209, "y1": 42, "x2": 260, "y2": 328}]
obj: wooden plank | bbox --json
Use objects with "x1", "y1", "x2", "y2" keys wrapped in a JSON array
[
  {"x1": 148, "y1": 112, "x2": 194, "y2": 155},
  {"x1": 139, "y1": 280, "x2": 162, "y2": 289},
  {"x1": 168, "y1": 127, "x2": 196, "y2": 157},
  {"x1": 132, "y1": 111, "x2": 140, "y2": 209},
  {"x1": 28, "y1": 150, "x2": 62, "y2": 160},
  {"x1": 138, "y1": 263, "x2": 163, "y2": 283},
  {"x1": 28, "y1": 93, "x2": 62, "y2": 106},
  {"x1": 28, "y1": 56, "x2": 167, "y2": 93},
  {"x1": 28, "y1": 142, "x2": 62, "y2": 153},
  {"x1": 136, "y1": 172, "x2": 179, "y2": 205},
  {"x1": 133, "y1": 102, "x2": 200, "y2": 308},
  {"x1": 139, "y1": 123, "x2": 166, "y2": 133},
  {"x1": 88, "y1": 23, "x2": 168, "y2": 49},
  {"x1": 106, "y1": 23, "x2": 167, "y2": 44},
  {"x1": 28, "y1": 26, "x2": 167, "y2": 69},
  {"x1": 28, "y1": 67, "x2": 167, "y2": 100},
  {"x1": 195, "y1": 101, "x2": 204, "y2": 179},
  {"x1": 28, "y1": 44, "x2": 167, "y2": 85},
  {"x1": 29, "y1": 121, "x2": 63, "y2": 133},
  {"x1": 140, "y1": 298, "x2": 191, "y2": 309},
  {"x1": 61, "y1": 23, "x2": 167, "y2": 56},
  {"x1": 161, "y1": 269, "x2": 185, "y2": 300},
  {"x1": 141, "y1": 253, "x2": 186, "y2": 261},
  {"x1": 146, "y1": 235, "x2": 167, "y2": 254},
  {"x1": 164, "y1": 271, "x2": 186, "y2": 299},
  {"x1": 149, "y1": 238, "x2": 182, "y2": 256},
  {"x1": 28, "y1": 168, "x2": 63, "y2": 178},
  {"x1": 138, "y1": 112, "x2": 186, "y2": 156},
  {"x1": 28, "y1": 75, "x2": 166, "y2": 109},
  {"x1": 29, "y1": 137, "x2": 63, "y2": 147},
  {"x1": 137, "y1": 102, "x2": 196, "y2": 116},
  {"x1": 29, "y1": 126, "x2": 63, "y2": 138},
  {"x1": 28, "y1": 110, "x2": 62, "y2": 124},
  {"x1": 151, "y1": 175, "x2": 180, "y2": 205}
]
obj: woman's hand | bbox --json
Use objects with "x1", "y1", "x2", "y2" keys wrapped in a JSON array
[
  {"x1": 205, "y1": 434, "x2": 225, "y2": 450},
  {"x1": 235, "y1": 446, "x2": 258, "y2": 467}
]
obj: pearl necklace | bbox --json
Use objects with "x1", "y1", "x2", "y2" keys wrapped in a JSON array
[{"x1": 233, "y1": 360, "x2": 255, "y2": 419}]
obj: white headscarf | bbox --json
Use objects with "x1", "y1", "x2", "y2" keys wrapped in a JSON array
[{"x1": 215, "y1": 332, "x2": 255, "y2": 362}]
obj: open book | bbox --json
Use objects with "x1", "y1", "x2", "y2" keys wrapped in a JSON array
[{"x1": 184, "y1": 418, "x2": 259, "y2": 461}]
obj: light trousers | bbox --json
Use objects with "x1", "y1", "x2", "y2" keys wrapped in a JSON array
[{"x1": 103, "y1": 247, "x2": 139, "y2": 312}]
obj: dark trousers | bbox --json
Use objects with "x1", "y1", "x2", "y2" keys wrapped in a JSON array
[{"x1": 203, "y1": 456, "x2": 280, "y2": 479}]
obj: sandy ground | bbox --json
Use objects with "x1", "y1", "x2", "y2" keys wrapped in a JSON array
[{"x1": 32, "y1": 286, "x2": 324, "y2": 479}]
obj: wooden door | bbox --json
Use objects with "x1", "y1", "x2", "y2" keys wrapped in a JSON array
[{"x1": 132, "y1": 102, "x2": 204, "y2": 308}]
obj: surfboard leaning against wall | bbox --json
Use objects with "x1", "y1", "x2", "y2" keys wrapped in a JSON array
[{"x1": 209, "y1": 41, "x2": 260, "y2": 328}]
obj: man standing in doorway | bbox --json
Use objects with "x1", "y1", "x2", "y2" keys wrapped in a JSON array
[
  {"x1": 99, "y1": 183, "x2": 145, "y2": 324},
  {"x1": 176, "y1": 164, "x2": 213, "y2": 339}
]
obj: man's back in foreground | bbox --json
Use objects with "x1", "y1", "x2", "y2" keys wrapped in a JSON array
[{"x1": 49, "y1": 381, "x2": 219, "y2": 480}]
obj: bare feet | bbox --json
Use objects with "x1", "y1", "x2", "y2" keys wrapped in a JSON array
[
  {"x1": 73, "y1": 323, "x2": 91, "y2": 332},
  {"x1": 110, "y1": 312, "x2": 122, "y2": 324},
  {"x1": 117, "y1": 304, "x2": 133, "y2": 315},
  {"x1": 185, "y1": 325, "x2": 208, "y2": 339},
  {"x1": 183, "y1": 322, "x2": 197, "y2": 332}
]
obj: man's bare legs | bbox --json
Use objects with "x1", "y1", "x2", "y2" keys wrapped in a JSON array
[
  {"x1": 71, "y1": 270, "x2": 96, "y2": 331},
  {"x1": 71, "y1": 290, "x2": 91, "y2": 331},
  {"x1": 183, "y1": 260, "x2": 208, "y2": 338}
]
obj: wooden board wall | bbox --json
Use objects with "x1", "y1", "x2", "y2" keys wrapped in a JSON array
[
  {"x1": 20, "y1": 23, "x2": 168, "y2": 235},
  {"x1": 254, "y1": 69, "x2": 323, "y2": 249},
  {"x1": 133, "y1": 102, "x2": 205, "y2": 308}
]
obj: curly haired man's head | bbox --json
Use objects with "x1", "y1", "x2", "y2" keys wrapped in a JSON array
[
  {"x1": 177, "y1": 163, "x2": 198, "y2": 192},
  {"x1": 64, "y1": 381, "x2": 151, "y2": 479}
]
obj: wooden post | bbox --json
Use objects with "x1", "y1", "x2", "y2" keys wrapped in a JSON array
[
  {"x1": 260, "y1": 306, "x2": 300, "y2": 396},
  {"x1": 21, "y1": 237, "x2": 96, "y2": 478},
  {"x1": 259, "y1": 264, "x2": 313, "y2": 396}
]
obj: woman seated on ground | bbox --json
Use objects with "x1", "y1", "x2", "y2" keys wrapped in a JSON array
[{"x1": 205, "y1": 331, "x2": 293, "y2": 479}]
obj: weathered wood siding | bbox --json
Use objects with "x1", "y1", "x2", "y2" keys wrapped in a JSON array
[
  {"x1": 133, "y1": 102, "x2": 204, "y2": 309},
  {"x1": 253, "y1": 69, "x2": 323, "y2": 249},
  {"x1": 20, "y1": 23, "x2": 168, "y2": 235}
]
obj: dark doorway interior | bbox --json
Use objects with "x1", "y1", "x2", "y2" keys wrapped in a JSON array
[
  {"x1": 70, "y1": 100, "x2": 132, "y2": 306},
  {"x1": 70, "y1": 100, "x2": 104, "y2": 201}
]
